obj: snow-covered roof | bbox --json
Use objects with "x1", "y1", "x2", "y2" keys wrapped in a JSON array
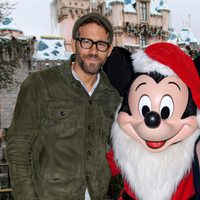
[
  {"x1": 167, "y1": 27, "x2": 199, "y2": 46},
  {"x1": 156, "y1": 0, "x2": 170, "y2": 11},
  {"x1": 179, "y1": 27, "x2": 198, "y2": 45},
  {"x1": 167, "y1": 28, "x2": 179, "y2": 44},
  {"x1": 106, "y1": 0, "x2": 137, "y2": 13},
  {"x1": 150, "y1": 1, "x2": 161, "y2": 16},
  {"x1": 106, "y1": 0, "x2": 166, "y2": 15},
  {"x1": 124, "y1": 3, "x2": 136, "y2": 13},
  {"x1": 0, "y1": 35, "x2": 34, "y2": 41},
  {"x1": 125, "y1": 0, "x2": 135, "y2": 3},
  {"x1": 105, "y1": 0, "x2": 112, "y2": 10},
  {"x1": 108, "y1": 0, "x2": 125, "y2": 6},
  {"x1": 33, "y1": 36, "x2": 71, "y2": 61},
  {"x1": 0, "y1": 17, "x2": 22, "y2": 33}
]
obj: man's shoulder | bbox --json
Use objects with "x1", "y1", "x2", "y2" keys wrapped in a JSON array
[
  {"x1": 21, "y1": 62, "x2": 70, "y2": 89},
  {"x1": 36, "y1": 62, "x2": 67, "y2": 77}
]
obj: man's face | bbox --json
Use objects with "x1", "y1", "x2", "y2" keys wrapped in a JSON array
[{"x1": 71, "y1": 22, "x2": 113, "y2": 75}]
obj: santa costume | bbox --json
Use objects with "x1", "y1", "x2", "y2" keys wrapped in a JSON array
[{"x1": 105, "y1": 43, "x2": 200, "y2": 200}]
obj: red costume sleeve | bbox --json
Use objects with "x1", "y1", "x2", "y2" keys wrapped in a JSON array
[{"x1": 106, "y1": 149, "x2": 121, "y2": 176}]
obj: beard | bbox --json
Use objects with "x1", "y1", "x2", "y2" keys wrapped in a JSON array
[
  {"x1": 111, "y1": 111, "x2": 199, "y2": 200},
  {"x1": 76, "y1": 50, "x2": 106, "y2": 75}
]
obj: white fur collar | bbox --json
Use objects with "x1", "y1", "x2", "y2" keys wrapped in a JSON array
[{"x1": 111, "y1": 113, "x2": 200, "y2": 200}]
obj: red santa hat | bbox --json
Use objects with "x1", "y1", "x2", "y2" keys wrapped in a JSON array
[{"x1": 132, "y1": 42, "x2": 200, "y2": 109}]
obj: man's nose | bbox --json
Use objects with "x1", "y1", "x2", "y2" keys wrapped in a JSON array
[{"x1": 89, "y1": 44, "x2": 98, "y2": 54}]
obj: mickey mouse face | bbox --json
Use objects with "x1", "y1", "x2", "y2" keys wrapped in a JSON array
[{"x1": 118, "y1": 74, "x2": 199, "y2": 152}]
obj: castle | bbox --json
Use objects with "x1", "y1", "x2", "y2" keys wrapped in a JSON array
[
  {"x1": 54, "y1": 0, "x2": 170, "y2": 52},
  {"x1": 0, "y1": 2, "x2": 198, "y2": 197},
  {"x1": 0, "y1": 0, "x2": 199, "y2": 129}
]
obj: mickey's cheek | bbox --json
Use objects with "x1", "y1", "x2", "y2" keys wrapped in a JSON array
[
  {"x1": 118, "y1": 112, "x2": 143, "y2": 140},
  {"x1": 172, "y1": 116, "x2": 199, "y2": 142},
  {"x1": 150, "y1": 116, "x2": 199, "y2": 152}
]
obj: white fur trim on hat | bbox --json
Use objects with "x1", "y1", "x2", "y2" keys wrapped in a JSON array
[{"x1": 131, "y1": 50, "x2": 177, "y2": 76}]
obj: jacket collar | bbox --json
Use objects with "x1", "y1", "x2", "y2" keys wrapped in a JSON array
[{"x1": 58, "y1": 55, "x2": 116, "y2": 94}]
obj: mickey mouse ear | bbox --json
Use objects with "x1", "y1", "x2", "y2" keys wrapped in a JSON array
[{"x1": 103, "y1": 46, "x2": 133, "y2": 96}]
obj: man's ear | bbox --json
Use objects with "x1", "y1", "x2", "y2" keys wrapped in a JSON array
[
  {"x1": 107, "y1": 44, "x2": 113, "y2": 57},
  {"x1": 71, "y1": 38, "x2": 76, "y2": 52}
]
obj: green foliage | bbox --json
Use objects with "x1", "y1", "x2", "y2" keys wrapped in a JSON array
[
  {"x1": 108, "y1": 175, "x2": 124, "y2": 200},
  {"x1": 0, "y1": 37, "x2": 35, "y2": 89},
  {"x1": 0, "y1": 193, "x2": 14, "y2": 200},
  {"x1": 0, "y1": 59, "x2": 18, "y2": 89},
  {"x1": 0, "y1": 1, "x2": 35, "y2": 90}
]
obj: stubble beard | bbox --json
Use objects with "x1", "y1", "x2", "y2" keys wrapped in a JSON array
[{"x1": 76, "y1": 51, "x2": 105, "y2": 75}]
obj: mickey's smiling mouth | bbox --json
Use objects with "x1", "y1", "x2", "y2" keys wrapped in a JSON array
[{"x1": 146, "y1": 140, "x2": 166, "y2": 149}]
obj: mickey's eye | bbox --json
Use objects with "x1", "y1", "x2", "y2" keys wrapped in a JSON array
[
  {"x1": 160, "y1": 95, "x2": 174, "y2": 119},
  {"x1": 139, "y1": 95, "x2": 151, "y2": 118}
]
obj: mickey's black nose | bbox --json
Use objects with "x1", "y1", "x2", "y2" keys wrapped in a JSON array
[{"x1": 144, "y1": 111, "x2": 161, "y2": 128}]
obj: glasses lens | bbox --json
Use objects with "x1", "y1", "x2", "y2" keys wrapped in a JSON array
[
  {"x1": 97, "y1": 41, "x2": 109, "y2": 52},
  {"x1": 80, "y1": 39, "x2": 92, "y2": 49},
  {"x1": 76, "y1": 38, "x2": 109, "y2": 52}
]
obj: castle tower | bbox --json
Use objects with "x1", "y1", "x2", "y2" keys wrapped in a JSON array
[
  {"x1": 109, "y1": 0, "x2": 125, "y2": 46},
  {"x1": 57, "y1": 0, "x2": 90, "y2": 51},
  {"x1": 157, "y1": 0, "x2": 170, "y2": 33},
  {"x1": 97, "y1": 0, "x2": 107, "y2": 16}
]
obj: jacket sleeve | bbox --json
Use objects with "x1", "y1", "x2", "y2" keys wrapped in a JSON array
[{"x1": 6, "y1": 74, "x2": 40, "y2": 200}]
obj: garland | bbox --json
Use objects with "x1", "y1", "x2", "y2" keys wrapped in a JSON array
[
  {"x1": 0, "y1": 36, "x2": 35, "y2": 50},
  {"x1": 0, "y1": 36, "x2": 35, "y2": 89},
  {"x1": 108, "y1": 175, "x2": 124, "y2": 199},
  {"x1": 126, "y1": 22, "x2": 169, "y2": 40}
]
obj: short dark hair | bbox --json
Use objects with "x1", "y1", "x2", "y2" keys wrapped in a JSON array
[{"x1": 72, "y1": 12, "x2": 113, "y2": 43}]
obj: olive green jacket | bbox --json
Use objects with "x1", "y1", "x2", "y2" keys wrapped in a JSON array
[{"x1": 6, "y1": 60, "x2": 121, "y2": 200}]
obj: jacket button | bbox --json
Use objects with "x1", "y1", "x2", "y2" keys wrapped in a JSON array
[
  {"x1": 87, "y1": 151, "x2": 91, "y2": 156},
  {"x1": 60, "y1": 111, "x2": 65, "y2": 116},
  {"x1": 86, "y1": 176, "x2": 89, "y2": 181},
  {"x1": 89, "y1": 100, "x2": 92, "y2": 104},
  {"x1": 88, "y1": 125, "x2": 91, "y2": 130}
]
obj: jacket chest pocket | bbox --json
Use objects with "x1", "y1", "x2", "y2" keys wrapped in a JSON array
[
  {"x1": 41, "y1": 100, "x2": 76, "y2": 139},
  {"x1": 46, "y1": 100, "x2": 73, "y2": 120}
]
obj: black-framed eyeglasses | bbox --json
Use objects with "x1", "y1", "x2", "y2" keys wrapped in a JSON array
[{"x1": 75, "y1": 37, "x2": 110, "y2": 52}]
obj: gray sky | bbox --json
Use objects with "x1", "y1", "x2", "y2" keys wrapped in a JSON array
[
  {"x1": 167, "y1": 0, "x2": 200, "y2": 40},
  {"x1": 7, "y1": 0, "x2": 200, "y2": 41}
]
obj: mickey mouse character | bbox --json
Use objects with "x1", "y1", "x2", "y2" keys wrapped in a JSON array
[{"x1": 105, "y1": 43, "x2": 200, "y2": 200}]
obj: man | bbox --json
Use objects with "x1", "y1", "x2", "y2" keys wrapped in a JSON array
[{"x1": 6, "y1": 12, "x2": 121, "y2": 200}]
